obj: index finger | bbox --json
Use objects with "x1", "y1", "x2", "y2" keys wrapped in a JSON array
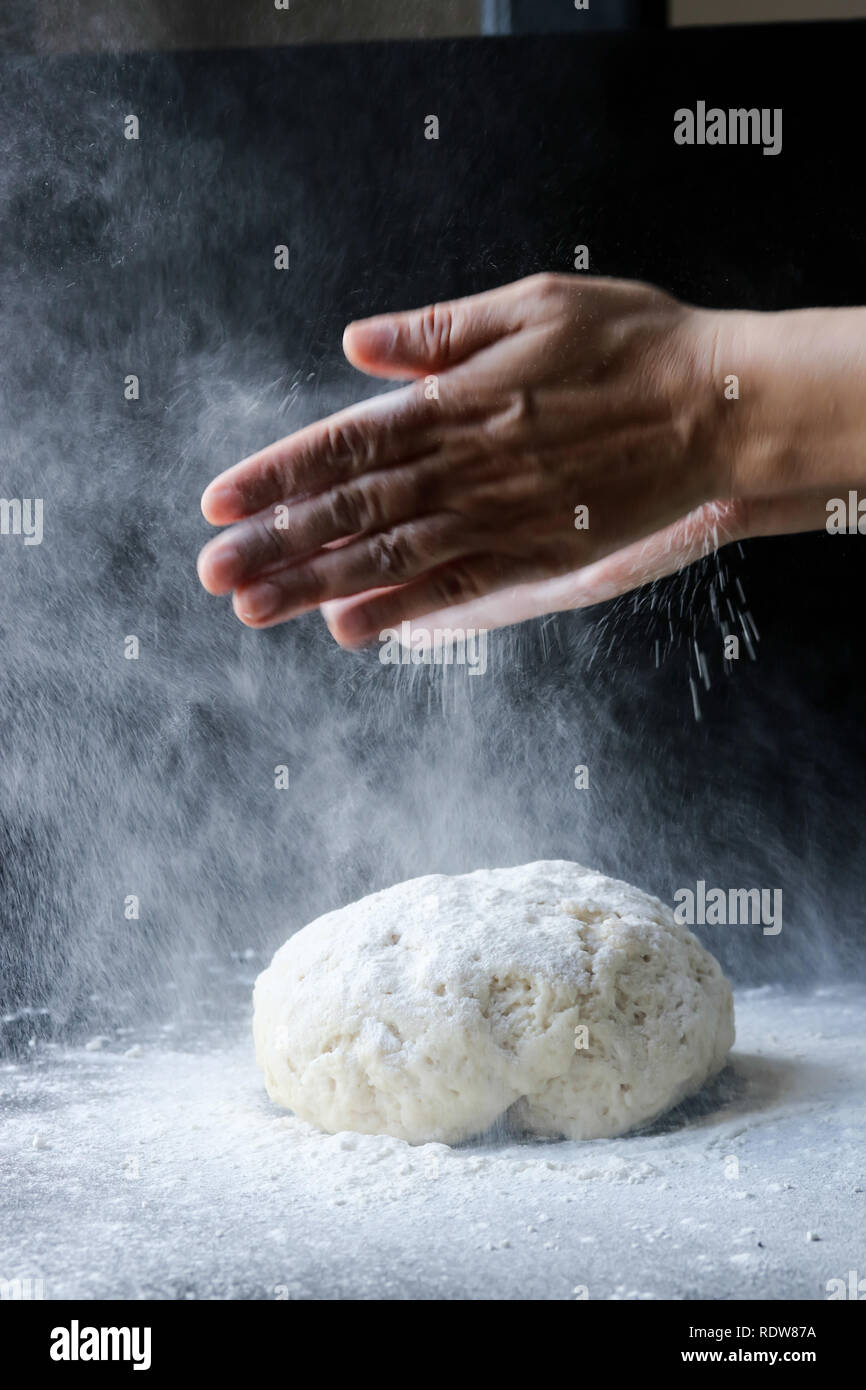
[{"x1": 201, "y1": 383, "x2": 444, "y2": 525}]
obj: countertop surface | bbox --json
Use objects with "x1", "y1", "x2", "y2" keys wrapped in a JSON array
[{"x1": 2, "y1": 985, "x2": 864, "y2": 1301}]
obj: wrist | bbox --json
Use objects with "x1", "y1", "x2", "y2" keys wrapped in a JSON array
[{"x1": 701, "y1": 305, "x2": 866, "y2": 501}]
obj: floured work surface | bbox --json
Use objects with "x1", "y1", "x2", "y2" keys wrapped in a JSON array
[{"x1": 1, "y1": 986, "x2": 864, "y2": 1301}]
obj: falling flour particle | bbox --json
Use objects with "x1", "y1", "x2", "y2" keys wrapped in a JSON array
[{"x1": 253, "y1": 861, "x2": 735, "y2": 1145}]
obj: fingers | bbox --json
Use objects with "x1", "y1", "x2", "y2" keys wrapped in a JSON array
[
  {"x1": 200, "y1": 384, "x2": 442, "y2": 526},
  {"x1": 314, "y1": 554, "x2": 540, "y2": 648},
  {"x1": 198, "y1": 457, "x2": 444, "y2": 596},
  {"x1": 318, "y1": 502, "x2": 743, "y2": 646},
  {"x1": 321, "y1": 493, "x2": 831, "y2": 646},
  {"x1": 230, "y1": 519, "x2": 481, "y2": 628},
  {"x1": 321, "y1": 583, "x2": 527, "y2": 647},
  {"x1": 341, "y1": 276, "x2": 543, "y2": 379},
  {"x1": 324, "y1": 575, "x2": 591, "y2": 644}
]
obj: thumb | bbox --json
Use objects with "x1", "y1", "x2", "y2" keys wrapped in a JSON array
[{"x1": 342, "y1": 283, "x2": 524, "y2": 379}]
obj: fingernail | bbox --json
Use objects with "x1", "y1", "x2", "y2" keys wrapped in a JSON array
[
  {"x1": 203, "y1": 483, "x2": 239, "y2": 515},
  {"x1": 202, "y1": 540, "x2": 240, "y2": 587},
  {"x1": 346, "y1": 319, "x2": 396, "y2": 357},
  {"x1": 237, "y1": 581, "x2": 280, "y2": 621},
  {"x1": 337, "y1": 605, "x2": 375, "y2": 645}
]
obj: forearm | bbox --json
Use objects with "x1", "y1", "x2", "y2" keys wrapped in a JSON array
[{"x1": 707, "y1": 306, "x2": 866, "y2": 499}]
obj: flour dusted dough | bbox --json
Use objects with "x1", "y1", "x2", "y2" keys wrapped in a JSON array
[{"x1": 253, "y1": 861, "x2": 734, "y2": 1144}]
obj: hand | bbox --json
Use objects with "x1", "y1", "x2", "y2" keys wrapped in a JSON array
[
  {"x1": 198, "y1": 273, "x2": 733, "y2": 644},
  {"x1": 337, "y1": 489, "x2": 828, "y2": 641}
]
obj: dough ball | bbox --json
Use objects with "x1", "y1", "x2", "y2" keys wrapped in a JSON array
[{"x1": 253, "y1": 861, "x2": 734, "y2": 1144}]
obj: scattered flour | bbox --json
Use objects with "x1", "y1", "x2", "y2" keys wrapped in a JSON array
[{"x1": 1, "y1": 986, "x2": 864, "y2": 1300}]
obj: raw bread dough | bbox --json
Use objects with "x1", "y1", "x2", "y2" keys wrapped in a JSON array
[{"x1": 253, "y1": 861, "x2": 734, "y2": 1144}]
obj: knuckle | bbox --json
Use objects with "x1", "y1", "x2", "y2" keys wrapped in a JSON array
[
  {"x1": 529, "y1": 271, "x2": 567, "y2": 301},
  {"x1": 491, "y1": 387, "x2": 536, "y2": 438},
  {"x1": 327, "y1": 486, "x2": 364, "y2": 536},
  {"x1": 420, "y1": 302, "x2": 455, "y2": 361},
  {"x1": 325, "y1": 417, "x2": 376, "y2": 476},
  {"x1": 369, "y1": 528, "x2": 414, "y2": 582},
  {"x1": 294, "y1": 560, "x2": 325, "y2": 602},
  {"x1": 261, "y1": 449, "x2": 291, "y2": 499},
  {"x1": 253, "y1": 511, "x2": 288, "y2": 563},
  {"x1": 351, "y1": 481, "x2": 388, "y2": 535}
]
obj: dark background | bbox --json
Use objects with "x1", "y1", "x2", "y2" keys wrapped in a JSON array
[{"x1": 1, "y1": 22, "x2": 865, "y2": 1046}]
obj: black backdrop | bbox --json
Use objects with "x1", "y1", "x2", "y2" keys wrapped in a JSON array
[{"x1": 1, "y1": 21, "x2": 865, "y2": 1041}]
